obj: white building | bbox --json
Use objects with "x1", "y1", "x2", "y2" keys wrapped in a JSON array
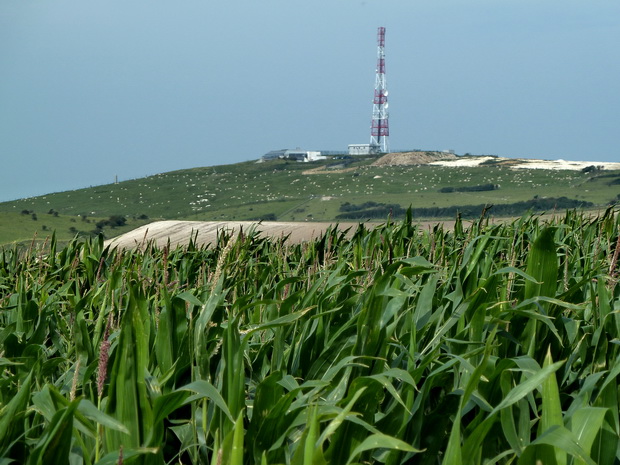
[
  {"x1": 348, "y1": 144, "x2": 380, "y2": 155},
  {"x1": 262, "y1": 149, "x2": 325, "y2": 162}
]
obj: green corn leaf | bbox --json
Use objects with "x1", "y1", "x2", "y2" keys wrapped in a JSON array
[
  {"x1": 570, "y1": 407, "x2": 607, "y2": 465},
  {"x1": 444, "y1": 411, "x2": 463, "y2": 465},
  {"x1": 31, "y1": 385, "x2": 58, "y2": 423},
  {"x1": 96, "y1": 447, "x2": 160, "y2": 465},
  {"x1": 104, "y1": 285, "x2": 153, "y2": 451},
  {"x1": 181, "y1": 380, "x2": 235, "y2": 423},
  {"x1": 175, "y1": 290, "x2": 204, "y2": 307},
  {"x1": 413, "y1": 273, "x2": 438, "y2": 330},
  {"x1": 248, "y1": 371, "x2": 284, "y2": 463},
  {"x1": 144, "y1": 389, "x2": 191, "y2": 448},
  {"x1": 499, "y1": 371, "x2": 526, "y2": 455},
  {"x1": 445, "y1": 363, "x2": 490, "y2": 465},
  {"x1": 0, "y1": 371, "x2": 32, "y2": 455},
  {"x1": 541, "y1": 350, "x2": 563, "y2": 427},
  {"x1": 595, "y1": 353, "x2": 620, "y2": 397},
  {"x1": 231, "y1": 412, "x2": 245, "y2": 465},
  {"x1": 524, "y1": 227, "x2": 558, "y2": 300},
  {"x1": 520, "y1": 425, "x2": 596, "y2": 465},
  {"x1": 253, "y1": 388, "x2": 304, "y2": 457},
  {"x1": 364, "y1": 373, "x2": 411, "y2": 413},
  {"x1": 592, "y1": 381, "x2": 619, "y2": 464},
  {"x1": 27, "y1": 399, "x2": 79, "y2": 465},
  {"x1": 540, "y1": 347, "x2": 565, "y2": 465},
  {"x1": 345, "y1": 433, "x2": 422, "y2": 465},
  {"x1": 0, "y1": 358, "x2": 22, "y2": 367},
  {"x1": 514, "y1": 295, "x2": 584, "y2": 312},
  {"x1": 492, "y1": 266, "x2": 540, "y2": 283},
  {"x1": 78, "y1": 399, "x2": 129, "y2": 434},
  {"x1": 317, "y1": 387, "x2": 366, "y2": 449},
  {"x1": 243, "y1": 307, "x2": 314, "y2": 335},
  {"x1": 493, "y1": 359, "x2": 564, "y2": 414},
  {"x1": 223, "y1": 316, "x2": 245, "y2": 422},
  {"x1": 154, "y1": 288, "x2": 175, "y2": 377},
  {"x1": 304, "y1": 406, "x2": 324, "y2": 465}
]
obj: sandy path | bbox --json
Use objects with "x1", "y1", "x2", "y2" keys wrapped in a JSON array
[
  {"x1": 105, "y1": 221, "x2": 362, "y2": 250},
  {"x1": 104, "y1": 220, "x2": 460, "y2": 250}
]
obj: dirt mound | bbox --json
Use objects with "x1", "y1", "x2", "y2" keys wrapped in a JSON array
[
  {"x1": 104, "y1": 219, "x2": 461, "y2": 250},
  {"x1": 372, "y1": 151, "x2": 457, "y2": 167},
  {"x1": 104, "y1": 221, "x2": 362, "y2": 250}
]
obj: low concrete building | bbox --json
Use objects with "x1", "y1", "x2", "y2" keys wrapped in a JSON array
[
  {"x1": 262, "y1": 149, "x2": 325, "y2": 163},
  {"x1": 348, "y1": 144, "x2": 380, "y2": 155}
]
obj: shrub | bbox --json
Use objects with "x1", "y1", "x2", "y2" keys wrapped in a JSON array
[
  {"x1": 107, "y1": 215, "x2": 127, "y2": 228},
  {"x1": 581, "y1": 165, "x2": 602, "y2": 173},
  {"x1": 336, "y1": 197, "x2": 594, "y2": 220},
  {"x1": 337, "y1": 201, "x2": 405, "y2": 219},
  {"x1": 94, "y1": 215, "x2": 128, "y2": 231},
  {"x1": 249, "y1": 213, "x2": 277, "y2": 221},
  {"x1": 439, "y1": 183, "x2": 498, "y2": 193}
]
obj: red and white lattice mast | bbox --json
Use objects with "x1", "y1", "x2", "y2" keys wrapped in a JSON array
[{"x1": 370, "y1": 27, "x2": 389, "y2": 153}]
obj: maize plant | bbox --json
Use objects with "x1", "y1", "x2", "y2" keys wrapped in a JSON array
[{"x1": 1, "y1": 208, "x2": 620, "y2": 464}]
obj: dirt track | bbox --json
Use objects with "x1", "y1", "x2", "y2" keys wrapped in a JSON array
[
  {"x1": 104, "y1": 221, "x2": 362, "y2": 250},
  {"x1": 104, "y1": 220, "x2": 457, "y2": 250}
]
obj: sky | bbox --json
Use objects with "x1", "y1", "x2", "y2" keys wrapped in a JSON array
[{"x1": 1, "y1": 0, "x2": 619, "y2": 201}]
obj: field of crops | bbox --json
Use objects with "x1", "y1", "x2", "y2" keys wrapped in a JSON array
[{"x1": 1, "y1": 209, "x2": 620, "y2": 464}]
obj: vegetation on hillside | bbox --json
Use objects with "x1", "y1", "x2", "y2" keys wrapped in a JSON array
[
  {"x1": 438, "y1": 183, "x2": 498, "y2": 193},
  {"x1": 336, "y1": 197, "x2": 595, "y2": 220},
  {"x1": 0, "y1": 156, "x2": 618, "y2": 238},
  {"x1": 1, "y1": 208, "x2": 620, "y2": 464},
  {"x1": 0, "y1": 211, "x2": 150, "y2": 247}
]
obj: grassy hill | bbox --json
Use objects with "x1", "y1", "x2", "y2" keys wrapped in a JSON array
[
  {"x1": 0, "y1": 211, "x2": 150, "y2": 247},
  {"x1": 1, "y1": 153, "x2": 619, "y2": 245}
]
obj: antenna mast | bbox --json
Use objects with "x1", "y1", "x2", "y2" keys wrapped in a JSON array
[{"x1": 370, "y1": 27, "x2": 389, "y2": 153}]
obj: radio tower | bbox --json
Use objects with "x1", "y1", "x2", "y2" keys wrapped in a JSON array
[{"x1": 370, "y1": 27, "x2": 389, "y2": 153}]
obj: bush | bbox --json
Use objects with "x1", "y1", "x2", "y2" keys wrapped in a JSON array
[
  {"x1": 337, "y1": 202, "x2": 405, "y2": 219},
  {"x1": 336, "y1": 197, "x2": 594, "y2": 220},
  {"x1": 247, "y1": 212, "x2": 277, "y2": 221},
  {"x1": 253, "y1": 213, "x2": 277, "y2": 221},
  {"x1": 439, "y1": 184, "x2": 498, "y2": 193},
  {"x1": 108, "y1": 215, "x2": 127, "y2": 228},
  {"x1": 94, "y1": 215, "x2": 127, "y2": 231},
  {"x1": 582, "y1": 165, "x2": 602, "y2": 173}
]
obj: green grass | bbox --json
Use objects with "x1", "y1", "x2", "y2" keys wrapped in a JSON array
[
  {"x1": 0, "y1": 155, "x2": 618, "y2": 244},
  {"x1": 1, "y1": 209, "x2": 620, "y2": 464},
  {"x1": 0, "y1": 211, "x2": 150, "y2": 247}
]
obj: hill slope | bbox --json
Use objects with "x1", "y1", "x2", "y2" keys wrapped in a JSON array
[{"x1": 1, "y1": 152, "x2": 619, "y2": 244}]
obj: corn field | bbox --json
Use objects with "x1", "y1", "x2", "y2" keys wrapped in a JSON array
[{"x1": 1, "y1": 209, "x2": 620, "y2": 464}]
